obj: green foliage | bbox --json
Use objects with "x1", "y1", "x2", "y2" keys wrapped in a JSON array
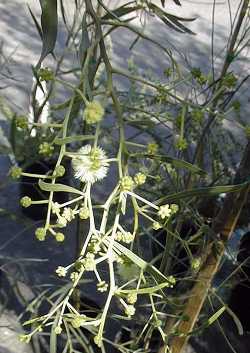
[{"x1": 1, "y1": 1, "x2": 250, "y2": 353}]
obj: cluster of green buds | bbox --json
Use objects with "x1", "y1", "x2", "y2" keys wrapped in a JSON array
[
  {"x1": 97, "y1": 280, "x2": 108, "y2": 292},
  {"x1": 134, "y1": 172, "x2": 146, "y2": 186},
  {"x1": 10, "y1": 166, "x2": 22, "y2": 179},
  {"x1": 175, "y1": 137, "x2": 188, "y2": 151},
  {"x1": 191, "y1": 67, "x2": 208, "y2": 85},
  {"x1": 20, "y1": 196, "x2": 32, "y2": 208},
  {"x1": 53, "y1": 165, "x2": 65, "y2": 178},
  {"x1": 70, "y1": 271, "x2": 79, "y2": 283},
  {"x1": 147, "y1": 142, "x2": 158, "y2": 155},
  {"x1": 78, "y1": 206, "x2": 90, "y2": 220},
  {"x1": 115, "y1": 231, "x2": 134, "y2": 244},
  {"x1": 55, "y1": 232, "x2": 65, "y2": 242},
  {"x1": 55, "y1": 266, "x2": 67, "y2": 277},
  {"x1": 51, "y1": 203, "x2": 77, "y2": 229},
  {"x1": 37, "y1": 67, "x2": 54, "y2": 82},
  {"x1": 19, "y1": 334, "x2": 31, "y2": 343},
  {"x1": 15, "y1": 115, "x2": 28, "y2": 129},
  {"x1": 81, "y1": 252, "x2": 96, "y2": 271},
  {"x1": 71, "y1": 315, "x2": 87, "y2": 328},
  {"x1": 84, "y1": 101, "x2": 105, "y2": 124},
  {"x1": 127, "y1": 292, "x2": 137, "y2": 305},
  {"x1": 152, "y1": 221, "x2": 162, "y2": 230},
  {"x1": 35, "y1": 227, "x2": 47, "y2": 241},
  {"x1": 39, "y1": 142, "x2": 54, "y2": 157},
  {"x1": 157, "y1": 203, "x2": 179, "y2": 220},
  {"x1": 191, "y1": 257, "x2": 201, "y2": 272},
  {"x1": 120, "y1": 176, "x2": 134, "y2": 191}
]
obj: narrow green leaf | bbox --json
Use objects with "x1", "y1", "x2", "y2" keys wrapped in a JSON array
[
  {"x1": 38, "y1": 0, "x2": 58, "y2": 66},
  {"x1": 207, "y1": 306, "x2": 226, "y2": 326},
  {"x1": 38, "y1": 180, "x2": 84, "y2": 195},
  {"x1": 54, "y1": 135, "x2": 95, "y2": 145},
  {"x1": 28, "y1": 5, "x2": 43, "y2": 40},
  {"x1": 101, "y1": 4, "x2": 140, "y2": 21},
  {"x1": 50, "y1": 311, "x2": 59, "y2": 353},
  {"x1": 131, "y1": 153, "x2": 206, "y2": 175},
  {"x1": 119, "y1": 282, "x2": 172, "y2": 295},
  {"x1": 79, "y1": 12, "x2": 91, "y2": 64},
  {"x1": 149, "y1": 3, "x2": 195, "y2": 34},
  {"x1": 156, "y1": 182, "x2": 250, "y2": 204}
]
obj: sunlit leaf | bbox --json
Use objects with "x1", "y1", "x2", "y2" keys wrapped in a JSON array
[
  {"x1": 54, "y1": 135, "x2": 94, "y2": 145},
  {"x1": 156, "y1": 181, "x2": 250, "y2": 204},
  {"x1": 38, "y1": 0, "x2": 58, "y2": 66},
  {"x1": 38, "y1": 180, "x2": 84, "y2": 195}
]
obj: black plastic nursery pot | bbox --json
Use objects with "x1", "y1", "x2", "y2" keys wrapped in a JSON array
[
  {"x1": 19, "y1": 159, "x2": 70, "y2": 220},
  {"x1": 228, "y1": 231, "x2": 250, "y2": 333}
]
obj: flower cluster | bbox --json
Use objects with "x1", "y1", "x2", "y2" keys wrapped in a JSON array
[
  {"x1": 72, "y1": 145, "x2": 109, "y2": 183},
  {"x1": 84, "y1": 101, "x2": 104, "y2": 124}
]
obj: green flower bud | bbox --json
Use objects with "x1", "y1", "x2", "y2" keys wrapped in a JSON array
[
  {"x1": 170, "y1": 204, "x2": 179, "y2": 214},
  {"x1": 82, "y1": 253, "x2": 96, "y2": 271},
  {"x1": 125, "y1": 305, "x2": 135, "y2": 317},
  {"x1": 191, "y1": 257, "x2": 201, "y2": 271},
  {"x1": 71, "y1": 315, "x2": 86, "y2": 328},
  {"x1": 120, "y1": 176, "x2": 134, "y2": 191},
  {"x1": 15, "y1": 115, "x2": 28, "y2": 129},
  {"x1": 35, "y1": 227, "x2": 46, "y2": 241},
  {"x1": 55, "y1": 232, "x2": 65, "y2": 242},
  {"x1": 39, "y1": 142, "x2": 54, "y2": 157},
  {"x1": 19, "y1": 334, "x2": 31, "y2": 343},
  {"x1": 70, "y1": 271, "x2": 79, "y2": 283},
  {"x1": 20, "y1": 196, "x2": 32, "y2": 208},
  {"x1": 10, "y1": 166, "x2": 22, "y2": 179},
  {"x1": 152, "y1": 222, "x2": 162, "y2": 230},
  {"x1": 38, "y1": 67, "x2": 54, "y2": 82},
  {"x1": 53, "y1": 165, "x2": 65, "y2": 177},
  {"x1": 55, "y1": 266, "x2": 67, "y2": 277},
  {"x1": 94, "y1": 335, "x2": 102, "y2": 347},
  {"x1": 175, "y1": 137, "x2": 188, "y2": 151},
  {"x1": 97, "y1": 280, "x2": 108, "y2": 292},
  {"x1": 127, "y1": 293, "x2": 137, "y2": 304},
  {"x1": 115, "y1": 231, "x2": 134, "y2": 244},
  {"x1": 166, "y1": 275, "x2": 176, "y2": 288},
  {"x1": 84, "y1": 101, "x2": 104, "y2": 124},
  {"x1": 147, "y1": 142, "x2": 158, "y2": 155},
  {"x1": 158, "y1": 204, "x2": 171, "y2": 219},
  {"x1": 79, "y1": 206, "x2": 90, "y2": 220},
  {"x1": 54, "y1": 326, "x2": 62, "y2": 335},
  {"x1": 134, "y1": 172, "x2": 146, "y2": 185},
  {"x1": 153, "y1": 319, "x2": 162, "y2": 328}
]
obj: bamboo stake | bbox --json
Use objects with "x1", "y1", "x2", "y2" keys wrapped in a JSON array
[{"x1": 158, "y1": 140, "x2": 250, "y2": 353}]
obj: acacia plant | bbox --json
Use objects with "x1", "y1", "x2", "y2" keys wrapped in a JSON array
[{"x1": 2, "y1": 1, "x2": 250, "y2": 353}]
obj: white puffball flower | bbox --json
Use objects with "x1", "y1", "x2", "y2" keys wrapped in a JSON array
[{"x1": 72, "y1": 145, "x2": 109, "y2": 184}]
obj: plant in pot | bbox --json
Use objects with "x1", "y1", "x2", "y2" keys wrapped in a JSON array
[{"x1": 3, "y1": 1, "x2": 250, "y2": 353}]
